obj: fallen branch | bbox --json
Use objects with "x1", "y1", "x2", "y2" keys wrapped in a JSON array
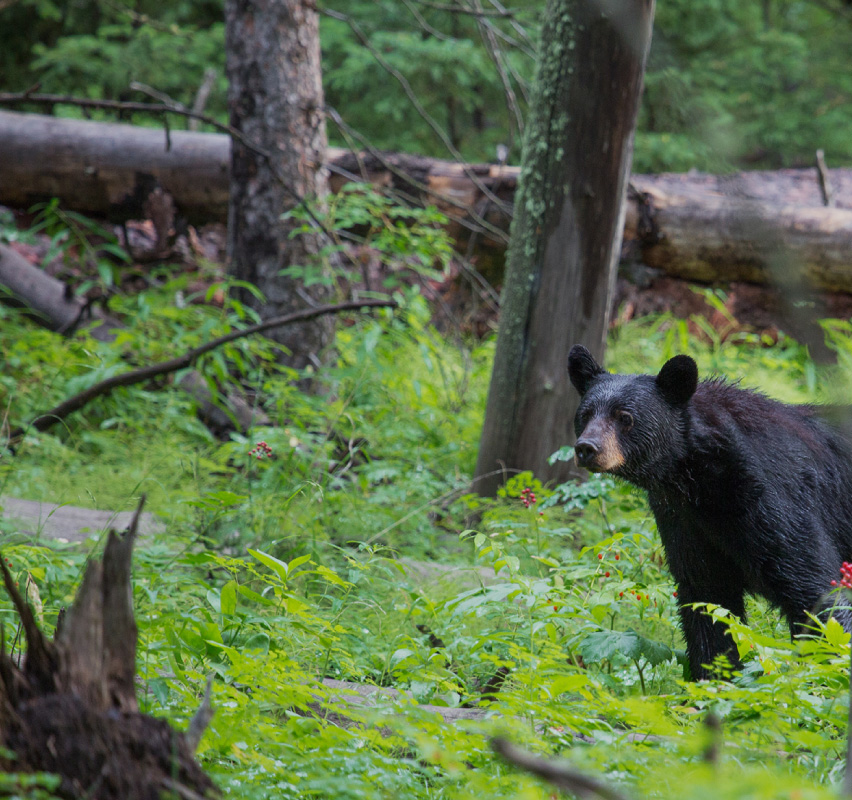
[
  {"x1": 0, "y1": 242, "x2": 123, "y2": 341},
  {"x1": 7, "y1": 298, "x2": 396, "y2": 445},
  {"x1": 491, "y1": 737, "x2": 633, "y2": 800}
]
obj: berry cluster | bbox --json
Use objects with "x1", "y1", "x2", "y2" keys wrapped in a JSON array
[
  {"x1": 520, "y1": 487, "x2": 537, "y2": 508},
  {"x1": 830, "y1": 561, "x2": 852, "y2": 589},
  {"x1": 249, "y1": 440, "x2": 273, "y2": 460},
  {"x1": 3, "y1": 558, "x2": 18, "y2": 586}
]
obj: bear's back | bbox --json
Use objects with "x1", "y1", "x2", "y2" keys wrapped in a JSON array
[{"x1": 685, "y1": 379, "x2": 852, "y2": 549}]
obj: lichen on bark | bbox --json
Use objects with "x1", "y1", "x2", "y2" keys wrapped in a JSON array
[{"x1": 474, "y1": 0, "x2": 655, "y2": 496}]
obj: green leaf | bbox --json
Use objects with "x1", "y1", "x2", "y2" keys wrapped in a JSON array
[
  {"x1": 249, "y1": 549, "x2": 290, "y2": 581},
  {"x1": 579, "y1": 629, "x2": 672, "y2": 667},
  {"x1": 220, "y1": 580, "x2": 238, "y2": 616}
]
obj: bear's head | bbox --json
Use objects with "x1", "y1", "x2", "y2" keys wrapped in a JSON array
[{"x1": 567, "y1": 345, "x2": 698, "y2": 486}]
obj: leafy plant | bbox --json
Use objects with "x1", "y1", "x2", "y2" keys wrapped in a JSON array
[
  {"x1": 6, "y1": 258, "x2": 852, "y2": 797},
  {"x1": 283, "y1": 184, "x2": 455, "y2": 293}
]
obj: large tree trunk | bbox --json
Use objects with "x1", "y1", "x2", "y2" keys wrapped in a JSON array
[
  {"x1": 474, "y1": 0, "x2": 655, "y2": 496},
  {"x1": 224, "y1": 0, "x2": 332, "y2": 370}
]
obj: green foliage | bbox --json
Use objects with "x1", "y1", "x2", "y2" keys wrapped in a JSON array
[
  {"x1": 321, "y1": 1, "x2": 536, "y2": 160},
  {"x1": 6, "y1": 206, "x2": 852, "y2": 796},
  {"x1": 638, "y1": 0, "x2": 852, "y2": 170},
  {"x1": 285, "y1": 184, "x2": 455, "y2": 290},
  {"x1": 5, "y1": 304, "x2": 850, "y2": 798},
  {"x1": 5, "y1": 0, "x2": 852, "y2": 168}
]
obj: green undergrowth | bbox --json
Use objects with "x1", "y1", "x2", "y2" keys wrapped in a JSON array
[{"x1": 2, "y1": 283, "x2": 852, "y2": 798}]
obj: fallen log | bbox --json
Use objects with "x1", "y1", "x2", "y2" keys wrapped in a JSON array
[
  {"x1": 626, "y1": 178, "x2": 852, "y2": 294},
  {"x1": 0, "y1": 497, "x2": 217, "y2": 799},
  {"x1": 3, "y1": 110, "x2": 852, "y2": 291},
  {"x1": 0, "y1": 241, "x2": 124, "y2": 341}
]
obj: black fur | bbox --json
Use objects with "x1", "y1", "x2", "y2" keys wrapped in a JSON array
[{"x1": 568, "y1": 345, "x2": 852, "y2": 680}]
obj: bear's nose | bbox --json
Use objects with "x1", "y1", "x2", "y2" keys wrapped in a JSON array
[{"x1": 575, "y1": 440, "x2": 599, "y2": 467}]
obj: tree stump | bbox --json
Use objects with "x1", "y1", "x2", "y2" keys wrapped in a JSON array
[{"x1": 0, "y1": 496, "x2": 217, "y2": 799}]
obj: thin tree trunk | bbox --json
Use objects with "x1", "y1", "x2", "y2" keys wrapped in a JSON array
[
  {"x1": 474, "y1": 0, "x2": 655, "y2": 495},
  {"x1": 224, "y1": 0, "x2": 332, "y2": 369}
]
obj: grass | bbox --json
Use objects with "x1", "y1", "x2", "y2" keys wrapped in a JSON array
[{"x1": 1, "y1": 285, "x2": 851, "y2": 799}]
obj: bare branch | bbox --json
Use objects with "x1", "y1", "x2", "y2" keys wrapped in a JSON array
[
  {"x1": 325, "y1": 106, "x2": 511, "y2": 244},
  {"x1": 486, "y1": 0, "x2": 536, "y2": 50},
  {"x1": 186, "y1": 675, "x2": 215, "y2": 754},
  {"x1": 0, "y1": 553, "x2": 57, "y2": 694},
  {"x1": 816, "y1": 149, "x2": 836, "y2": 208},
  {"x1": 7, "y1": 299, "x2": 396, "y2": 445},
  {"x1": 702, "y1": 711, "x2": 722, "y2": 765},
  {"x1": 473, "y1": 0, "x2": 525, "y2": 142},
  {"x1": 491, "y1": 738, "x2": 633, "y2": 800},
  {"x1": 189, "y1": 69, "x2": 218, "y2": 131},
  {"x1": 322, "y1": 9, "x2": 512, "y2": 215},
  {"x1": 401, "y1": 0, "x2": 454, "y2": 40},
  {"x1": 409, "y1": 0, "x2": 519, "y2": 16}
]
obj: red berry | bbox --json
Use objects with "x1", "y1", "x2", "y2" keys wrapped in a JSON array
[
  {"x1": 604, "y1": 572, "x2": 610, "y2": 578},
  {"x1": 832, "y1": 580, "x2": 838, "y2": 586},
  {"x1": 673, "y1": 591, "x2": 678, "y2": 598},
  {"x1": 597, "y1": 554, "x2": 603, "y2": 560},
  {"x1": 614, "y1": 554, "x2": 620, "y2": 560}
]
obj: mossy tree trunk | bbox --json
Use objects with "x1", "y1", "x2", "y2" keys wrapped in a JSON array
[
  {"x1": 224, "y1": 0, "x2": 332, "y2": 370},
  {"x1": 474, "y1": 0, "x2": 655, "y2": 496}
]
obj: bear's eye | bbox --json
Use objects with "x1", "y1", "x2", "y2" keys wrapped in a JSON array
[{"x1": 615, "y1": 410, "x2": 634, "y2": 429}]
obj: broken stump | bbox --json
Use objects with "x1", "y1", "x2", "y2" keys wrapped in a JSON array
[{"x1": 0, "y1": 496, "x2": 216, "y2": 799}]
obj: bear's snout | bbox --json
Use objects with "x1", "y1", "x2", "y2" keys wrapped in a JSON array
[
  {"x1": 575, "y1": 439, "x2": 600, "y2": 469},
  {"x1": 574, "y1": 416, "x2": 626, "y2": 473}
]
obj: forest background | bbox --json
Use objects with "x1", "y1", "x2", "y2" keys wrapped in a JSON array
[
  {"x1": 5, "y1": 0, "x2": 852, "y2": 172},
  {"x1": 3, "y1": 1, "x2": 852, "y2": 798}
]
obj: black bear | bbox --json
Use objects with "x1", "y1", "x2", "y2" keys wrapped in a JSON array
[{"x1": 567, "y1": 344, "x2": 852, "y2": 680}]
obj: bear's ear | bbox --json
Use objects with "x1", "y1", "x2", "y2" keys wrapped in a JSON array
[
  {"x1": 656, "y1": 355, "x2": 698, "y2": 405},
  {"x1": 568, "y1": 345, "x2": 605, "y2": 396}
]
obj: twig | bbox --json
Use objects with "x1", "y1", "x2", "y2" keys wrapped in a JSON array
[
  {"x1": 401, "y1": 0, "x2": 454, "y2": 40},
  {"x1": 491, "y1": 737, "x2": 633, "y2": 800},
  {"x1": 189, "y1": 68, "x2": 218, "y2": 132},
  {"x1": 186, "y1": 675, "x2": 215, "y2": 753},
  {"x1": 473, "y1": 0, "x2": 524, "y2": 142},
  {"x1": 487, "y1": 0, "x2": 535, "y2": 51},
  {"x1": 0, "y1": 92, "x2": 213, "y2": 125},
  {"x1": 7, "y1": 299, "x2": 395, "y2": 444},
  {"x1": 702, "y1": 711, "x2": 722, "y2": 765},
  {"x1": 322, "y1": 9, "x2": 512, "y2": 216},
  {"x1": 816, "y1": 149, "x2": 835, "y2": 208},
  {"x1": 0, "y1": 549, "x2": 57, "y2": 693},
  {"x1": 409, "y1": 0, "x2": 518, "y2": 17}
]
